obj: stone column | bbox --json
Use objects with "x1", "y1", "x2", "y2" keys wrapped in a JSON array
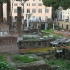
[
  {"x1": 7, "y1": 0, "x2": 12, "y2": 29},
  {"x1": 17, "y1": 7, "x2": 22, "y2": 36},
  {"x1": 0, "y1": 0, "x2": 3, "y2": 23},
  {"x1": 53, "y1": 23, "x2": 54, "y2": 30},
  {"x1": 45, "y1": 23, "x2": 48, "y2": 30},
  {"x1": 26, "y1": 14, "x2": 29, "y2": 28},
  {"x1": 34, "y1": 23, "x2": 36, "y2": 29},
  {"x1": 37, "y1": 23, "x2": 38, "y2": 29},
  {"x1": 38, "y1": 23, "x2": 41, "y2": 33}
]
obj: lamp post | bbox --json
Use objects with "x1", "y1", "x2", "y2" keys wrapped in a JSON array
[{"x1": 20, "y1": 0, "x2": 27, "y2": 29}]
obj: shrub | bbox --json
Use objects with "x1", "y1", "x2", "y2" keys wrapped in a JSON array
[{"x1": 0, "y1": 61, "x2": 15, "y2": 70}]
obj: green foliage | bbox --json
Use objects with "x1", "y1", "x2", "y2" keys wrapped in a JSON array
[
  {"x1": 2, "y1": 0, "x2": 7, "y2": 3},
  {"x1": 0, "y1": 54, "x2": 15, "y2": 70},
  {"x1": 45, "y1": 59, "x2": 70, "y2": 70},
  {"x1": 60, "y1": 0, "x2": 70, "y2": 10},
  {"x1": 42, "y1": 0, "x2": 70, "y2": 10},
  {"x1": 13, "y1": 55, "x2": 39, "y2": 63},
  {"x1": 0, "y1": 61, "x2": 15, "y2": 70},
  {"x1": 42, "y1": 30, "x2": 53, "y2": 33},
  {"x1": 56, "y1": 67, "x2": 63, "y2": 70}
]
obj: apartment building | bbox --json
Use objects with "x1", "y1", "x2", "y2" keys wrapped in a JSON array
[
  {"x1": 62, "y1": 8, "x2": 70, "y2": 22},
  {"x1": 10, "y1": 0, "x2": 52, "y2": 20},
  {"x1": 3, "y1": 3, "x2": 7, "y2": 20}
]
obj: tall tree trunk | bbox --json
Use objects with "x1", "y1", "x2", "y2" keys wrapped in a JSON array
[
  {"x1": 17, "y1": 7, "x2": 22, "y2": 36},
  {"x1": 52, "y1": 10, "x2": 57, "y2": 30},
  {"x1": 0, "y1": 0, "x2": 3, "y2": 23},
  {"x1": 7, "y1": 0, "x2": 12, "y2": 29}
]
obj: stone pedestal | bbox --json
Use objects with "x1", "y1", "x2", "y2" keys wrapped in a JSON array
[{"x1": 45, "y1": 23, "x2": 48, "y2": 30}]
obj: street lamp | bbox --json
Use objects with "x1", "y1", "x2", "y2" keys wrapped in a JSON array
[
  {"x1": 19, "y1": 0, "x2": 27, "y2": 30},
  {"x1": 19, "y1": 0, "x2": 27, "y2": 19}
]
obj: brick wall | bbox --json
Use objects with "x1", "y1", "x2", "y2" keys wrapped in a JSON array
[{"x1": 0, "y1": 37, "x2": 18, "y2": 53}]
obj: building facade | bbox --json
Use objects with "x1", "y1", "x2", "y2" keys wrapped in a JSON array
[
  {"x1": 62, "y1": 8, "x2": 70, "y2": 22},
  {"x1": 3, "y1": 3, "x2": 7, "y2": 20},
  {"x1": 11, "y1": 0, "x2": 52, "y2": 20}
]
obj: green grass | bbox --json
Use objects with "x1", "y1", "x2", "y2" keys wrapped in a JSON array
[
  {"x1": 42, "y1": 30, "x2": 63, "y2": 38},
  {"x1": 42, "y1": 30, "x2": 53, "y2": 33},
  {"x1": 13, "y1": 55, "x2": 39, "y2": 63},
  {"x1": 0, "y1": 54, "x2": 6, "y2": 61},
  {"x1": 45, "y1": 59, "x2": 70, "y2": 70}
]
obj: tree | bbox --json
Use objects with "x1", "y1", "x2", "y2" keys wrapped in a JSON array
[
  {"x1": 2, "y1": 0, "x2": 7, "y2": 3},
  {"x1": 42, "y1": 0, "x2": 70, "y2": 10},
  {"x1": 42, "y1": 0, "x2": 70, "y2": 30},
  {"x1": 0, "y1": 0, "x2": 3, "y2": 23}
]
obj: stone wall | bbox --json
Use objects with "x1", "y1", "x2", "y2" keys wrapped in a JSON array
[
  {"x1": 0, "y1": 37, "x2": 18, "y2": 53},
  {"x1": 18, "y1": 38, "x2": 54, "y2": 49}
]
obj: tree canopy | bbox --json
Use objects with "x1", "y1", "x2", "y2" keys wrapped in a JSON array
[
  {"x1": 2, "y1": 0, "x2": 7, "y2": 3},
  {"x1": 42, "y1": 0, "x2": 70, "y2": 10}
]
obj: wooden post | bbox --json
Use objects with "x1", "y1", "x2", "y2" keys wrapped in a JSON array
[
  {"x1": 0, "y1": 0, "x2": 3, "y2": 23},
  {"x1": 17, "y1": 7, "x2": 22, "y2": 36}
]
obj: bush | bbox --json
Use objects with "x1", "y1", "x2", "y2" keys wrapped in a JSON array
[{"x1": 0, "y1": 61, "x2": 15, "y2": 70}]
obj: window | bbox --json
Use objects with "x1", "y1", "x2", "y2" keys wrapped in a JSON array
[
  {"x1": 66, "y1": 25, "x2": 68, "y2": 29},
  {"x1": 39, "y1": 0, "x2": 41, "y2": 1},
  {"x1": 22, "y1": 9, "x2": 24, "y2": 13},
  {"x1": 38, "y1": 9, "x2": 42, "y2": 13},
  {"x1": 14, "y1": 8, "x2": 23, "y2": 13},
  {"x1": 27, "y1": 9, "x2": 30, "y2": 13},
  {"x1": 32, "y1": 3, "x2": 36, "y2": 6},
  {"x1": 14, "y1": 3, "x2": 18, "y2": 6},
  {"x1": 27, "y1": 3, "x2": 30, "y2": 6},
  {"x1": 38, "y1": 3, "x2": 42, "y2": 6},
  {"x1": 39, "y1": 16, "x2": 41, "y2": 20},
  {"x1": 62, "y1": 24, "x2": 63, "y2": 28},
  {"x1": 45, "y1": 9, "x2": 49, "y2": 13},
  {"x1": 14, "y1": 9, "x2": 17, "y2": 13},
  {"x1": 32, "y1": 16, "x2": 35, "y2": 18},
  {"x1": 32, "y1": 9, "x2": 36, "y2": 13}
]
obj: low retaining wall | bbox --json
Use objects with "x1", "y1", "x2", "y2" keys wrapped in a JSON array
[
  {"x1": 18, "y1": 38, "x2": 55, "y2": 49},
  {"x1": 0, "y1": 37, "x2": 18, "y2": 53}
]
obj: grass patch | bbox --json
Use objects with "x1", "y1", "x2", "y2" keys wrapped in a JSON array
[
  {"x1": 13, "y1": 55, "x2": 39, "y2": 63},
  {"x1": 45, "y1": 59, "x2": 70, "y2": 70},
  {"x1": 42, "y1": 30, "x2": 63, "y2": 38},
  {"x1": 0, "y1": 54, "x2": 6, "y2": 61},
  {"x1": 42, "y1": 30, "x2": 53, "y2": 33}
]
